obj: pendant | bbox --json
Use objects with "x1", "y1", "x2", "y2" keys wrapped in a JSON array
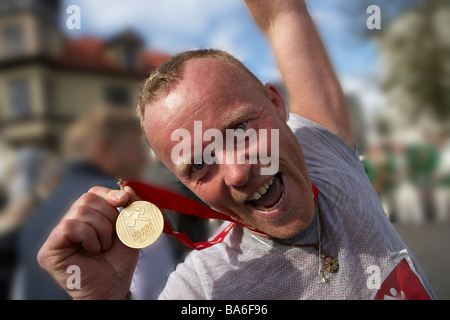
[
  {"x1": 318, "y1": 272, "x2": 330, "y2": 286},
  {"x1": 318, "y1": 246, "x2": 339, "y2": 273},
  {"x1": 323, "y1": 256, "x2": 339, "y2": 273}
]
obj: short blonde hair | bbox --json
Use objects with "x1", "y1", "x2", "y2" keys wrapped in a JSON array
[{"x1": 137, "y1": 49, "x2": 268, "y2": 130}]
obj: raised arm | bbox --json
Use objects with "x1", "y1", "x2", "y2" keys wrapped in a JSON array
[{"x1": 244, "y1": 0, "x2": 354, "y2": 147}]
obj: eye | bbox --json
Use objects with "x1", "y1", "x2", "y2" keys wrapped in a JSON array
[
  {"x1": 192, "y1": 161, "x2": 205, "y2": 172},
  {"x1": 234, "y1": 122, "x2": 247, "y2": 132}
]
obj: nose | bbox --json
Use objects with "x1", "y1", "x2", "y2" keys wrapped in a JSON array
[{"x1": 222, "y1": 162, "x2": 252, "y2": 188}]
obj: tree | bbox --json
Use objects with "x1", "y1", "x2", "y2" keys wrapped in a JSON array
[{"x1": 377, "y1": 0, "x2": 450, "y2": 128}]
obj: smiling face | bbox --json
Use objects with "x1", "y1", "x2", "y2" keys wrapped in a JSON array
[{"x1": 143, "y1": 57, "x2": 315, "y2": 239}]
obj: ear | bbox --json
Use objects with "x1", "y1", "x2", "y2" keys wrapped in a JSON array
[{"x1": 265, "y1": 83, "x2": 287, "y2": 122}]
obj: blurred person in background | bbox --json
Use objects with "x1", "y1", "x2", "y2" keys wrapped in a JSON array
[
  {"x1": 11, "y1": 106, "x2": 176, "y2": 299},
  {"x1": 404, "y1": 142, "x2": 439, "y2": 223},
  {"x1": 435, "y1": 132, "x2": 450, "y2": 222},
  {"x1": 370, "y1": 142, "x2": 401, "y2": 221},
  {"x1": 0, "y1": 147, "x2": 60, "y2": 300},
  {"x1": 0, "y1": 148, "x2": 61, "y2": 236}
]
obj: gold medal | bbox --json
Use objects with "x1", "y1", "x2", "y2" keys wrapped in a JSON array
[{"x1": 116, "y1": 201, "x2": 164, "y2": 249}]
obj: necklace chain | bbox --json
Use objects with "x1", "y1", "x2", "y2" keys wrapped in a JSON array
[{"x1": 248, "y1": 203, "x2": 338, "y2": 286}]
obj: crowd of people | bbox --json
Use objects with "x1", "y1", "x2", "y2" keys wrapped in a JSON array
[{"x1": 362, "y1": 134, "x2": 450, "y2": 224}]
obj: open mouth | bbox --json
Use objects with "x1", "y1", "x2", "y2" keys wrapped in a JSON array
[{"x1": 247, "y1": 173, "x2": 284, "y2": 213}]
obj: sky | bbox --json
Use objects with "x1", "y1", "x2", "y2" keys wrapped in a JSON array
[{"x1": 60, "y1": 0, "x2": 385, "y2": 115}]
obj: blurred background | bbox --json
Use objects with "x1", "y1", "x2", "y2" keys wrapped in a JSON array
[{"x1": 0, "y1": 0, "x2": 449, "y2": 299}]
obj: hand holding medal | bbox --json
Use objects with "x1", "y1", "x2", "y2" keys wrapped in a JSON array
[{"x1": 37, "y1": 184, "x2": 141, "y2": 300}]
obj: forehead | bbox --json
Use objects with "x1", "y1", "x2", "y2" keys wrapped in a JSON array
[
  {"x1": 172, "y1": 57, "x2": 256, "y2": 107},
  {"x1": 144, "y1": 58, "x2": 264, "y2": 157}
]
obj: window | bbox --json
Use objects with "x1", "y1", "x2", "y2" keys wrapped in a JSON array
[
  {"x1": 9, "y1": 80, "x2": 31, "y2": 119},
  {"x1": 3, "y1": 24, "x2": 24, "y2": 57},
  {"x1": 123, "y1": 46, "x2": 137, "y2": 69},
  {"x1": 104, "y1": 85, "x2": 131, "y2": 107},
  {"x1": 44, "y1": 78, "x2": 54, "y2": 116}
]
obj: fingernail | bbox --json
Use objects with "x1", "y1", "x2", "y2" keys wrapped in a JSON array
[{"x1": 114, "y1": 190, "x2": 127, "y2": 201}]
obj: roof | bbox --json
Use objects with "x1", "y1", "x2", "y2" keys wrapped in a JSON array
[{"x1": 56, "y1": 35, "x2": 170, "y2": 76}]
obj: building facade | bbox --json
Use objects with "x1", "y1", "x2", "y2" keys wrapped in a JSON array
[{"x1": 0, "y1": 0, "x2": 169, "y2": 149}]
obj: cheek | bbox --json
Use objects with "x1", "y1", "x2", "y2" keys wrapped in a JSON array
[
  {"x1": 187, "y1": 181, "x2": 219, "y2": 206},
  {"x1": 183, "y1": 178, "x2": 233, "y2": 213}
]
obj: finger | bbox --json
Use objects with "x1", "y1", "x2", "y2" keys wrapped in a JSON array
[
  {"x1": 62, "y1": 219, "x2": 102, "y2": 253},
  {"x1": 38, "y1": 219, "x2": 101, "y2": 271},
  {"x1": 122, "y1": 186, "x2": 141, "y2": 205},
  {"x1": 70, "y1": 191, "x2": 120, "y2": 227},
  {"x1": 65, "y1": 205, "x2": 114, "y2": 251},
  {"x1": 88, "y1": 186, "x2": 141, "y2": 208}
]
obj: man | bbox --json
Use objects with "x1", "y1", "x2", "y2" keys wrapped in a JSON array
[{"x1": 37, "y1": 0, "x2": 436, "y2": 299}]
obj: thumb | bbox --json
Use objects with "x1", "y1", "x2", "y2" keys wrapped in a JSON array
[
  {"x1": 122, "y1": 185, "x2": 141, "y2": 206},
  {"x1": 88, "y1": 186, "x2": 142, "y2": 208}
]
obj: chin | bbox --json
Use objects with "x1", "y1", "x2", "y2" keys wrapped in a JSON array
[
  {"x1": 241, "y1": 171, "x2": 315, "y2": 239},
  {"x1": 258, "y1": 206, "x2": 314, "y2": 239}
]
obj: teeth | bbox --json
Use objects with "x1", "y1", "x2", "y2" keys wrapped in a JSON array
[
  {"x1": 248, "y1": 177, "x2": 275, "y2": 201},
  {"x1": 251, "y1": 192, "x2": 262, "y2": 200},
  {"x1": 255, "y1": 188, "x2": 284, "y2": 212}
]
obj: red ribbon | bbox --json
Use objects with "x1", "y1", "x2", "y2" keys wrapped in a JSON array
[{"x1": 124, "y1": 180, "x2": 319, "y2": 250}]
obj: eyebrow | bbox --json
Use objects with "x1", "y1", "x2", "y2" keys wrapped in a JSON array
[{"x1": 221, "y1": 105, "x2": 251, "y2": 130}]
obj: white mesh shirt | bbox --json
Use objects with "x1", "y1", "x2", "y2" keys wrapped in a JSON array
[{"x1": 158, "y1": 114, "x2": 436, "y2": 300}]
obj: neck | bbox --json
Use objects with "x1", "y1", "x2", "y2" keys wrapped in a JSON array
[{"x1": 247, "y1": 202, "x2": 320, "y2": 245}]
